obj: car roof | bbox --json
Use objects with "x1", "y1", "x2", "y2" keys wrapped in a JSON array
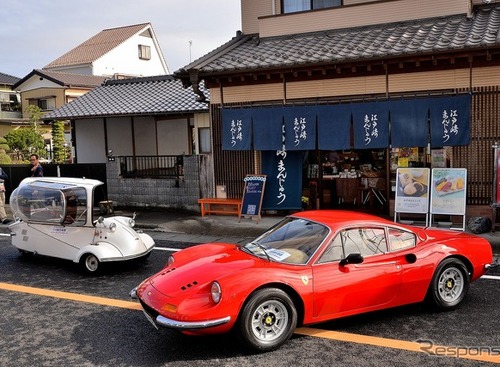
[
  {"x1": 19, "y1": 176, "x2": 103, "y2": 189},
  {"x1": 290, "y1": 210, "x2": 395, "y2": 228}
]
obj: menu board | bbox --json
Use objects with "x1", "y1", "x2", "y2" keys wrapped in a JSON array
[
  {"x1": 239, "y1": 175, "x2": 266, "y2": 223},
  {"x1": 430, "y1": 168, "x2": 467, "y2": 215},
  {"x1": 394, "y1": 167, "x2": 430, "y2": 214}
]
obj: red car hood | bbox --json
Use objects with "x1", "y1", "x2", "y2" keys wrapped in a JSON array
[{"x1": 146, "y1": 243, "x2": 261, "y2": 297}]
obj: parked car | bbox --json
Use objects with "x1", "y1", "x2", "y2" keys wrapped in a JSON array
[
  {"x1": 8, "y1": 177, "x2": 155, "y2": 274},
  {"x1": 131, "y1": 210, "x2": 493, "y2": 352}
]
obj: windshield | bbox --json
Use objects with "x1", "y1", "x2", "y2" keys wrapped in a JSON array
[
  {"x1": 10, "y1": 183, "x2": 88, "y2": 225},
  {"x1": 241, "y1": 217, "x2": 329, "y2": 264}
]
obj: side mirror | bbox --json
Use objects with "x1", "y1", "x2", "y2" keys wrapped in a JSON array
[
  {"x1": 339, "y1": 252, "x2": 364, "y2": 266},
  {"x1": 97, "y1": 216, "x2": 104, "y2": 224}
]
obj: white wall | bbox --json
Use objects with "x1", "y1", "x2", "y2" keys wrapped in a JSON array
[
  {"x1": 107, "y1": 117, "x2": 134, "y2": 156},
  {"x1": 17, "y1": 75, "x2": 61, "y2": 91},
  {"x1": 134, "y1": 116, "x2": 156, "y2": 155},
  {"x1": 74, "y1": 118, "x2": 106, "y2": 163},
  {"x1": 93, "y1": 33, "x2": 168, "y2": 77},
  {"x1": 75, "y1": 115, "x2": 193, "y2": 162},
  {"x1": 157, "y1": 118, "x2": 190, "y2": 155}
]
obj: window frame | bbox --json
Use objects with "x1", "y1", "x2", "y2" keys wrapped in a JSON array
[
  {"x1": 138, "y1": 44, "x2": 151, "y2": 60},
  {"x1": 387, "y1": 227, "x2": 416, "y2": 251},
  {"x1": 281, "y1": 0, "x2": 342, "y2": 14},
  {"x1": 318, "y1": 225, "x2": 388, "y2": 263},
  {"x1": 198, "y1": 127, "x2": 212, "y2": 154}
]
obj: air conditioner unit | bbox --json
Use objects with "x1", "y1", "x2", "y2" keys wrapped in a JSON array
[{"x1": 0, "y1": 93, "x2": 9, "y2": 103}]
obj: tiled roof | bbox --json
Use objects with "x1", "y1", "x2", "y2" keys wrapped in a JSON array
[
  {"x1": 176, "y1": 5, "x2": 500, "y2": 75},
  {"x1": 13, "y1": 69, "x2": 107, "y2": 90},
  {"x1": 43, "y1": 75, "x2": 209, "y2": 120},
  {"x1": 44, "y1": 23, "x2": 151, "y2": 69},
  {"x1": 0, "y1": 72, "x2": 21, "y2": 86}
]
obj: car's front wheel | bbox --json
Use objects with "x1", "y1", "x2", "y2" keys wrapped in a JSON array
[
  {"x1": 427, "y1": 258, "x2": 470, "y2": 310},
  {"x1": 80, "y1": 253, "x2": 100, "y2": 274},
  {"x1": 238, "y1": 288, "x2": 297, "y2": 352}
]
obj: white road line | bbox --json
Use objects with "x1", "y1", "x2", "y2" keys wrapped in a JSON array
[
  {"x1": 154, "y1": 247, "x2": 180, "y2": 252},
  {"x1": 481, "y1": 275, "x2": 500, "y2": 280}
]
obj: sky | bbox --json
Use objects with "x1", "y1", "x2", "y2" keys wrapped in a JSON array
[{"x1": 1, "y1": 0, "x2": 242, "y2": 78}]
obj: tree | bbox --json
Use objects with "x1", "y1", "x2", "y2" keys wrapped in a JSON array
[
  {"x1": 0, "y1": 137, "x2": 12, "y2": 164},
  {"x1": 52, "y1": 120, "x2": 69, "y2": 164},
  {"x1": 4, "y1": 105, "x2": 46, "y2": 162}
]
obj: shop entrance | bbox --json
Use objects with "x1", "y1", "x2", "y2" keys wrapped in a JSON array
[{"x1": 303, "y1": 147, "x2": 436, "y2": 215}]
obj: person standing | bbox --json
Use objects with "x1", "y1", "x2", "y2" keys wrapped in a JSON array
[
  {"x1": 0, "y1": 167, "x2": 12, "y2": 224},
  {"x1": 30, "y1": 154, "x2": 43, "y2": 177}
]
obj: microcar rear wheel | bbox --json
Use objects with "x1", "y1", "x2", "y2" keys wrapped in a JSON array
[
  {"x1": 80, "y1": 253, "x2": 100, "y2": 274},
  {"x1": 238, "y1": 288, "x2": 297, "y2": 352},
  {"x1": 427, "y1": 258, "x2": 470, "y2": 310}
]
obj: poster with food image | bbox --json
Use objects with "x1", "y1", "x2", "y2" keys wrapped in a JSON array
[
  {"x1": 430, "y1": 168, "x2": 467, "y2": 215},
  {"x1": 395, "y1": 168, "x2": 430, "y2": 214}
]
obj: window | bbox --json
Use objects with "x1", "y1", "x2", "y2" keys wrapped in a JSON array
[
  {"x1": 282, "y1": 0, "x2": 342, "y2": 13},
  {"x1": 30, "y1": 98, "x2": 55, "y2": 111},
  {"x1": 318, "y1": 233, "x2": 344, "y2": 263},
  {"x1": 198, "y1": 127, "x2": 211, "y2": 153},
  {"x1": 388, "y1": 228, "x2": 416, "y2": 251},
  {"x1": 340, "y1": 227, "x2": 387, "y2": 257},
  {"x1": 138, "y1": 45, "x2": 151, "y2": 60},
  {"x1": 38, "y1": 99, "x2": 48, "y2": 110}
]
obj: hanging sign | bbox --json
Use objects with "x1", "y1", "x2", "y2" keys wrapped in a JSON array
[{"x1": 239, "y1": 175, "x2": 266, "y2": 223}]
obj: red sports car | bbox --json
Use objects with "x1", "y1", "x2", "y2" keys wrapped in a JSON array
[{"x1": 131, "y1": 210, "x2": 493, "y2": 352}]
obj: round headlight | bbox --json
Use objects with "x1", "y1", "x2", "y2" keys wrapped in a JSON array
[
  {"x1": 210, "y1": 281, "x2": 222, "y2": 304},
  {"x1": 128, "y1": 218, "x2": 135, "y2": 228},
  {"x1": 109, "y1": 222, "x2": 117, "y2": 232}
]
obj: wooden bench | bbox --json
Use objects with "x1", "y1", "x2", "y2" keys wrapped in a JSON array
[{"x1": 198, "y1": 198, "x2": 242, "y2": 217}]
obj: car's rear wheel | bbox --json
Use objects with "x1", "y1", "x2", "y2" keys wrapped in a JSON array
[
  {"x1": 80, "y1": 253, "x2": 100, "y2": 274},
  {"x1": 427, "y1": 258, "x2": 470, "y2": 310},
  {"x1": 238, "y1": 288, "x2": 297, "y2": 352}
]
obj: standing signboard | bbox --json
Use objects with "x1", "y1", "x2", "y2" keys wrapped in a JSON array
[
  {"x1": 394, "y1": 167, "x2": 430, "y2": 225},
  {"x1": 430, "y1": 168, "x2": 467, "y2": 230},
  {"x1": 239, "y1": 175, "x2": 266, "y2": 223}
]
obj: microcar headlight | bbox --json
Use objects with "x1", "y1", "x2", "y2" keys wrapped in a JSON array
[
  {"x1": 210, "y1": 281, "x2": 222, "y2": 304},
  {"x1": 109, "y1": 222, "x2": 117, "y2": 232},
  {"x1": 128, "y1": 218, "x2": 135, "y2": 228},
  {"x1": 167, "y1": 255, "x2": 175, "y2": 266}
]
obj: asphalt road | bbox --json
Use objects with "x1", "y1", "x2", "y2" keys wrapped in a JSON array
[{"x1": 0, "y1": 231, "x2": 499, "y2": 367}]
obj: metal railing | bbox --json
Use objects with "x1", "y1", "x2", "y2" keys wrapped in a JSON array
[{"x1": 117, "y1": 155, "x2": 184, "y2": 179}]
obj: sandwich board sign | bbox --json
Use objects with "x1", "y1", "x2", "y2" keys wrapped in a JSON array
[{"x1": 239, "y1": 175, "x2": 266, "y2": 223}]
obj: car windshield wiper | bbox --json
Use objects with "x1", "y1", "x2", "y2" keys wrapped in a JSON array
[{"x1": 242, "y1": 241, "x2": 272, "y2": 262}]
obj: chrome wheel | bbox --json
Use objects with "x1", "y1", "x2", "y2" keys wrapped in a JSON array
[
  {"x1": 427, "y1": 258, "x2": 469, "y2": 310},
  {"x1": 250, "y1": 299, "x2": 290, "y2": 342},
  {"x1": 437, "y1": 266, "x2": 464, "y2": 304},
  {"x1": 239, "y1": 288, "x2": 297, "y2": 352}
]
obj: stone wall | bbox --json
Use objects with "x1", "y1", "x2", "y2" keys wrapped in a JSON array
[{"x1": 106, "y1": 155, "x2": 214, "y2": 212}]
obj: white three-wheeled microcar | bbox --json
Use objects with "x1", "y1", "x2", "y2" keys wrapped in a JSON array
[{"x1": 8, "y1": 177, "x2": 155, "y2": 274}]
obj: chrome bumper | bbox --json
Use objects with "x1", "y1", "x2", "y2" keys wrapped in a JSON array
[
  {"x1": 155, "y1": 315, "x2": 231, "y2": 330},
  {"x1": 129, "y1": 286, "x2": 231, "y2": 330}
]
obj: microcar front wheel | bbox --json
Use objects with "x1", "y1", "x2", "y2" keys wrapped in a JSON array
[
  {"x1": 80, "y1": 253, "x2": 100, "y2": 274},
  {"x1": 238, "y1": 288, "x2": 297, "y2": 352}
]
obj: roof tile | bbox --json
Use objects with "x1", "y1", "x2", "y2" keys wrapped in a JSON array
[
  {"x1": 43, "y1": 75, "x2": 209, "y2": 120},
  {"x1": 179, "y1": 5, "x2": 500, "y2": 75},
  {"x1": 44, "y1": 23, "x2": 151, "y2": 69},
  {"x1": 0, "y1": 72, "x2": 21, "y2": 85}
]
